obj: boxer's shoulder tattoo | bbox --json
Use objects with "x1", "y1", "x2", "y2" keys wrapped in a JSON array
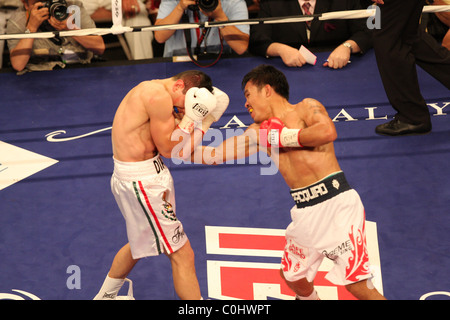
[{"x1": 305, "y1": 98, "x2": 324, "y2": 115}]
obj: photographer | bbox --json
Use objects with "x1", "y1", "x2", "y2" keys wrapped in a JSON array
[
  {"x1": 1, "y1": 0, "x2": 21, "y2": 69},
  {"x1": 154, "y1": 0, "x2": 249, "y2": 57},
  {"x1": 6, "y1": 0, "x2": 104, "y2": 74}
]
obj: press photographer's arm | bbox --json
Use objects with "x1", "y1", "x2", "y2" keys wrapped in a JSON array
[
  {"x1": 154, "y1": 0, "x2": 194, "y2": 43},
  {"x1": 9, "y1": 1, "x2": 104, "y2": 72},
  {"x1": 9, "y1": 1, "x2": 47, "y2": 71},
  {"x1": 49, "y1": 14, "x2": 105, "y2": 56},
  {"x1": 201, "y1": 0, "x2": 249, "y2": 55},
  {"x1": 154, "y1": 0, "x2": 249, "y2": 55}
]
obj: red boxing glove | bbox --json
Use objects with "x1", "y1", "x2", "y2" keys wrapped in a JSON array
[
  {"x1": 259, "y1": 120, "x2": 269, "y2": 147},
  {"x1": 259, "y1": 117, "x2": 303, "y2": 148},
  {"x1": 260, "y1": 117, "x2": 285, "y2": 147}
]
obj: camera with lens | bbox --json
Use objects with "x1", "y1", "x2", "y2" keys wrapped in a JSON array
[
  {"x1": 41, "y1": 0, "x2": 69, "y2": 21},
  {"x1": 188, "y1": 0, "x2": 219, "y2": 12}
]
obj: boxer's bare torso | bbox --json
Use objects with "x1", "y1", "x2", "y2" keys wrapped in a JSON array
[
  {"x1": 247, "y1": 97, "x2": 342, "y2": 189},
  {"x1": 111, "y1": 79, "x2": 186, "y2": 162}
]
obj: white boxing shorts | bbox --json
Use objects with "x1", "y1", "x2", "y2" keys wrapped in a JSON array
[
  {"x1": 111, "y1": 155, "x2": 187, "y2": 259},
  {"x1": 282, "y1": 171, "x2": 373, "y2": 286}
]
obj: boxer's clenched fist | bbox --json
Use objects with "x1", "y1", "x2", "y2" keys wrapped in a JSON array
[
  {"x1": 178, "y1": 87, "x2": 217, "y2": 133},
  {"x1": 260, "y1": 117, "x2": 303, "y2": 148}
]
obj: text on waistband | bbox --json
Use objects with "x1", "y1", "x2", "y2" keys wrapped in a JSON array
[
  {"x1": 291, "y1": 183, "x2": 328, "y2": 204},
  {"x1": 153, "y1": 157, "x2": 165, "y2": 174}
]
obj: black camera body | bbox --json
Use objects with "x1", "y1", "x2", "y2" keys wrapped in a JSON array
[
  {"x1": 41, "y1": 0, "x2": 69, "y2": 21},
  {"x1": 188, "y1": 0, "x2": 219, "y2": 12}
]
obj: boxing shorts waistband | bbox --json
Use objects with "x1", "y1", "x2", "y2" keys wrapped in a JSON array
[
  {"x1": 290, "y1": 171, "x2": 351, "y2": 209},
  {"x1": 113, "y1": 154, "x2": 166, "y2": 181}
]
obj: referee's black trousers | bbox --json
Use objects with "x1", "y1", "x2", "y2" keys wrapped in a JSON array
[{"x1": 373, "y1": 0, "x2": 450, "y2": 125}]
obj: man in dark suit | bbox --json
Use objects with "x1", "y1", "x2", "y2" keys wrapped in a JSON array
[
  {"x1": 372, "y1": 0, "x2": 450, "y2": 136},
  {"x1": 249, "y1": 0, "x2": 373, "y2": 69}
]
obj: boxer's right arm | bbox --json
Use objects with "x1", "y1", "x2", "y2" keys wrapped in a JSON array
[{"x1": 299, "y1": 98, "x2": 337, "y2": 147}]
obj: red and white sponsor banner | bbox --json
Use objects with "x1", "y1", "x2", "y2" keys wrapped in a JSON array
[{"x1": 205, "y1": 224, "x2": 383, "y2": 300}]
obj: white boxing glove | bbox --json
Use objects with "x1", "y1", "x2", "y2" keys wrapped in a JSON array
[
  {"x1": 178, "y1": 87, "x2": 217, "y2": 134},
  {"x1": 199, "y1": 87, "x2": 230, "y2": 133},
  {"x1": 209, "y1": 87, "x2": 229, "y2": 121}
]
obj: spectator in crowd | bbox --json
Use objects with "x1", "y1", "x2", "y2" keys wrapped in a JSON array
[
  {"x1": 7, "y1": 0, "x2": 104, "y2": 74},
  {"x1": 360, "y1": 0, "x2": 373, "y2": 8},
  {"x1": 0, "y1": 0, "x2": 21, "y2": 68},
  {"x1": 249, "y1": 0, "x2": 373, "y2": 69},
  {"x1": 146, "y1": 0, "x2": 161, "y2": 19},
  {"x1": 245, "y1": 0, "x2": 260, "y2": 18},
  {"x1": 425, "y1": 0, "x2": 450, "y2": 50},
  {"x1": 80, "y1": 0, "x2": 153, "y2": 60},
  {"x1": 145, "y1": 0, "x2": 164, "y2": 57},
  {"x1": 154, "y1": 0, "x2": 249, "y2": 58}
]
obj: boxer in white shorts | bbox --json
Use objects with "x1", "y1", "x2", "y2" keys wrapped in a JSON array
[
  {"x1": 111, "y1": 155, "x2": 187, "y2": 258},
  {"x1": 197, "y1": 65, "x2": 385, "y2": 300},
  {"x1": 94, "y1": 70, "x2": 229, "y2": 300},
  {"x1": 283, "y1": 171, "x2": 372, "y2": 287}
]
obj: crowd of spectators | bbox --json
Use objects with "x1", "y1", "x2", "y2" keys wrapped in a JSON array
[{"x1": 0, "y1": 0, "x2": 448, "y2": 73}]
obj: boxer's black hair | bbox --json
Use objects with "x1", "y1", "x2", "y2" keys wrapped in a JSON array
[
  {"x1": 241, "y1": 64, "x2": 290, "y2": 100},
  {"x1": 173, "y1": 70, "x2": 213, "y2": 94}
]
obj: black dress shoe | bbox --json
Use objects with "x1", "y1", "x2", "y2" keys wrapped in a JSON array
[{"x1": 375, "y1": 119, "x2": 432, "y2": 136}]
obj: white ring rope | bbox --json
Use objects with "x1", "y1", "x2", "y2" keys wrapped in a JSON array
[{"x1": 0, "y1": 5, "x2": 449, "y2": 41}]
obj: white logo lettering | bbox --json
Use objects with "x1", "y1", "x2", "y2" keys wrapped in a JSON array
[
  {"x1": 365, "y1": 107, "x2": 388, "y2": 120},
  {"x1": 332, "y1": 108, "x2": 358, "y2": 122},
  {"x1": 220, "y1": 115, "x2": 249, "y2": 129},
  {"x1": 428, "y1": 102, "x2": 449, "y2": 116},
  {"x1": 420, "y1": 291, "x2": 450, "y2": 300},
  {"x1": 366, "y1": 5, "x2": 381, "y2": 30},
  {"x1": 66, "y1": 265, "x2": 81, "y2": 290},
  {"x1": 66, "y1": 5, "x2": 81, "y2": 30},
  {"x1": 44, "y1": 103, "x2": 448, "y2": 143},
  {"x1": 292, "y1": 183, "x2": 328, "y2": 203},
  {"x1": 45, "y1": 127, "x2": 112, "y2": 142},
  {"x1": 0, "y1": 290, "x2": 41, "y2": 300}
]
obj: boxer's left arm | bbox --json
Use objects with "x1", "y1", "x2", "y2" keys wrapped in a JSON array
[{"x1": 192, "y1": 123, "x2": 259, "y2": 165}]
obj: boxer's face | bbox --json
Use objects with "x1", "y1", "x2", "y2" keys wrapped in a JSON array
[{"x1": 244, "y1": 81, "x2": 270, "y2": 124}]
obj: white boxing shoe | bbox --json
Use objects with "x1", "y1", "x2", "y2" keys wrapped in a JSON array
[
  {"x1": 94, "y1": 278, "x2": 135, "y2": 300},
  {"x1": 115, "y1": 278, "x2": 135, "y2": 300}
]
